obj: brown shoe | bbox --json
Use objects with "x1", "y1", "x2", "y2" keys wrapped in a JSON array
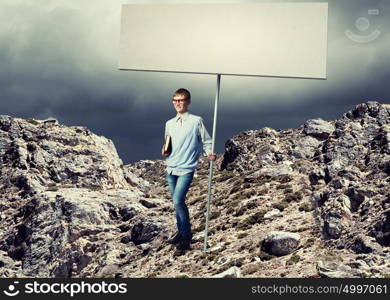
[
  {"x1": 176, "y1": 235, "x2": 191, "y2": 250},
  {"x1": 173, "y1": 249, "x2": 186, "y2": 257},
  {"x1": 167, "y1": 231, "x2": 181, "y2": 244}
]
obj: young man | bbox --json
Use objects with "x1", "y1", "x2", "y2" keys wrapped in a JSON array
[{"x1": 162, "y1": 88, "x2": 217, "y2": 251}]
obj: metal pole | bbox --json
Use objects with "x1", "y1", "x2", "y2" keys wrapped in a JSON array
[{"x1": 203, "y1": 74, "x2": 221, "y2": 252}]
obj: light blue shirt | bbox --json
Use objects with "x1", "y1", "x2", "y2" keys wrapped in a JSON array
[{"x1": 164, "y1": 112, "x2": 212, "y2": 175}]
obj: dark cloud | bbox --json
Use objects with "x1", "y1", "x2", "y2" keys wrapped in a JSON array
[{"x1": 0, "y1": 0, "x2": 389, "y2": 164}]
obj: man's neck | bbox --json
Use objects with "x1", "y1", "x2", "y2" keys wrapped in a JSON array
[{"x1": 177, "y1": 111, "x2": 189, "y2": 117}]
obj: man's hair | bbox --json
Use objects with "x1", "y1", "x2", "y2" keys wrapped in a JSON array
[{"x1": 174, "y1": 88, "x2": 191, "y2": 101}]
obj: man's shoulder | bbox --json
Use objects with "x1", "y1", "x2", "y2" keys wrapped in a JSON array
[
  {"x1": 165, "y1": 117, "x2": 177, "y2": 125},
  {"x1": 188, "y1": 113, "x2": 202, "y2": 122}
]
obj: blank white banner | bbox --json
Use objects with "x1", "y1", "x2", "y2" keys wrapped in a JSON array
[{"x1": 118, "y1": 3, "x2": 328, "y2": 79}]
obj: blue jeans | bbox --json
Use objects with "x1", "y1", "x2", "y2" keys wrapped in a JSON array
[{"x1": 166, "y1": 171, "x2": 194, "y2": 238}]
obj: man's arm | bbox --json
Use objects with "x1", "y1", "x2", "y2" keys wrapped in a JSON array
[
  {"x1": 162, "y1": 122, "x2": 169, "y2": 157},
  {"x1": 198, "y1": 118, "x2": 211, "y2": 156},
  {"x1": 198, "y1": 118, "x2": 217, "y2": 161}
]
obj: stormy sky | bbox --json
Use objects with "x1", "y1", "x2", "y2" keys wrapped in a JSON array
[{"x1": 0, "y1": 0, "x2": 389, "y2": 164}]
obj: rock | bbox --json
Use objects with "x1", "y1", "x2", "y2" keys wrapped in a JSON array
[
  {"x1": 209, "y1": 245, "x2": 224, "y2": 253},
  {"x1": 351, "y1": 235, "x2": 383, "y2": 254},
  {"x1": 122, "y1": 167, "x2": 151, "y2": 192},
  {"x1": 261, "y1": 231, "x2": 300, "y2": 256},
  {"x1": 119, "y1": 206, "x2": 137, "y2": 221},
  {"x1": 338, "y1": 194, "x2": 352, "y2": 214},
  {"x1": 323, "y1": 212, "x2": 343, "y2": 239},
  {"x1": 123, "y1": 160, "x2": 166, "y2": 191},
  {"x1": 216, "y1": 256, "x2": 231, "y2": 266},
  {"x1": 95, "y1": 264, "x2": 120, "y2": 277},
  {"x1": 212, "y1": 266, "x2": 242, "y2": 278},
  {"x1": 348, "y1": 259, "x2": 370, "y2": 270},
  {"x1": 329, "y1": 178, "x2": 350, "y2": 189},
  {"x1": 303, "y1": 118, "x2": 335, "y2": 140},
  {"x1": 191, "y1": 232, "x2": 204, "y2": 243},
  {"x1": 344, "y1": 101, "x2": 385, "y2": 120},
  {"x1": 42, "y1": 117, "x2": 58, "y2": 124},
  {"x1": 0, "y1": 101, "x2": 389, "y2": 278},
  {"x1": 131, "y1": 221, "x2": 161, "y2": 245},
  {"x1": 345, "y1": 187, "x2": 367, "y2": 212},
  {"x1": 1, "y1": 116, "x2": 132, "y2": 191},
  {"x1": 263, "y1": 209, "x2": 281, "y2": 220},
  {"x1": 0, "y1": 115, "x2": 13, "y2": 131},
  {"x1": 311, "y1": 190, "x2": 330, "y2": 207},
  {"x1": 316, "y1": 261, "x2": 359, "y2": 278},
  {"x1": 371, "y1": 209, "x2": 390, "y2": 246},
  {"x1": 309, "y1": 168, "x2": 326, "y2": 185},
  {"x1": 292, "y1": 136, "x2": 322, "y2": 159},
  {"x1": 261, "y1": 161, "x2": 293, "y2": 177},
  {"x1": 220, "y1": 140, "x2": 242, "y2": 171},
  {"x1": 140, "y1": 199, "x2": 158, "y2": 208},
  {"x1": 0, "y1": 188, "x2": 145, "y2": 277},
  {"x1": 0, "y1": 250, "x2": 22, "y2": 276},
  {"x1": 120, "y1": 235, "x2": 132, "y2": 244}
]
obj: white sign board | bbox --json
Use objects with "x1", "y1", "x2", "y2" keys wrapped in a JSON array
[{"x1": 118, "y1": 3, "x2": 328, "y2": 79}]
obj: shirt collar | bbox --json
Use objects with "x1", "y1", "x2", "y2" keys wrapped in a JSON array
[{"x1": 176, "y1": 111, "x2": 189, "y2": 122}]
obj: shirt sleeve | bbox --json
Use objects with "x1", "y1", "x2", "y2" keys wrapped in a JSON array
[
  {"x1": 198, "y1": 118, "x2": 212, "y2": 156},
  {"x1": 165, "y1": 122, "x2": 169, "y2": 138}
]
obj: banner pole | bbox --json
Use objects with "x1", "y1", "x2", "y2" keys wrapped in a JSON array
[{"x1": 203, "y1": 73, "x2": 221, "y2": 253}]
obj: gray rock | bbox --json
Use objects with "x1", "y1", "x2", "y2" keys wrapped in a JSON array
[
  {"x1": 323, "y1": 212, "x2": 343, "y2": 239},
  {"x1": 0, "y1": 101, "x2": 388, "y2": 278},
  {"x1": 131, "y1": 221, "x2": 161, "y2": 245},
  {"x1": 345, "y1": 187, "x2": 368, "y2": 212},
  {"x1": 209, "y1": 245, "x2": 224, "y2": 253},
  {"x1": 351, "y1": 235, "x2": 383, "y2": 254},
  {"x1": 292, "y1": 135, "x2": 322, "y2": 159},
  {"x1": 95, "y1": 264, "x2": 120, "y2": 277},
  {"x1": 348, "y1": 259, "x2": 370, "y2": 270},
  {"x1": 261, "y1": 161, "x2": 293, "y2": 177},
  {"x1": 263, "y1": 209, "x2": 281, "y2": 220},
  {"x1": 371, "y1": 209, "x2": 390, "y2": 247},
  {"x1": 344, "y1": 101, "x2": 385, "y2": 120},
  {"x1": 0, "y1": 115, "x2": 13, "y2": 131},
  {"x1": 1, "y1": 188, "x2": 145, "y2": 277},
  {"x1": 0, "y1": 250, "x2": 22, "y2": 276},
  {"x1": 140, "y1": 199, "x2": 158, "y2": 208},
  {"x1": 212, "y1": 266, "x2": 242, "y2": 278},
  {"x1": 119, "y1": 206, "x2": 137, "y2": 221},
  {"x1": 261, "y1": 231, "x2": 300, "y2": 256},
  {"x1": 42, "y1": 117, "x2": 58, "y2": 124},
  {"x1": 303, "y1": 118, "x2": 335, "y2": 140},
  {"x1": 329, "y1": 178, "x2": 350, "y2": 189},
  {"x1": 311, "y1": 190, "x2": 330, "y2": 207},
  {"x1": 316, "y1": 261, "x2": 359, "y2": 278},
  {"x1": 309, "y1": 168, "x2": 326, "y2": 185}
]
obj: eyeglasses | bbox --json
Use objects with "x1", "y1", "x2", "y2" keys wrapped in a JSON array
[{"x1": 172, "y1": 99, "x2": 186, "y2": 104}]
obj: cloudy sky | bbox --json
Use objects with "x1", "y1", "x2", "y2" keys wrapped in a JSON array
[{"x1": 0, "y1": 0, "x2": 389, "y2": 164}]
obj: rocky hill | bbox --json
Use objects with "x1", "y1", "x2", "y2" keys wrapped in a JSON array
[{"x1": 0, "y1": 101, "x2": 389, "y2": 278}]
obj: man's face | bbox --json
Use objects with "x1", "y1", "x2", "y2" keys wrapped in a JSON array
[{"x1": 172, "y1": 94, "x2": 190, "y2": 114}]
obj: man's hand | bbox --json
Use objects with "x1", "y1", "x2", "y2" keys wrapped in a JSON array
[
  {"x1": 208, "y1": 152, "x2": 217, "y2": 161},
  {"x1": 161, "y1": 146, "x2": 170, "y2": 157}
]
